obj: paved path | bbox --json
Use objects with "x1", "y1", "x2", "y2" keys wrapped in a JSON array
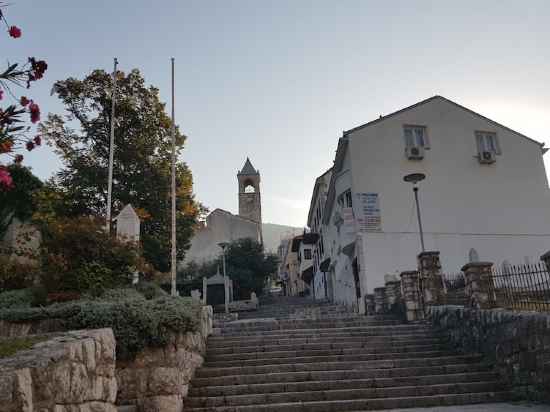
[{"x1": 375, "y1": 402, "x2": 550, "y2": 411}]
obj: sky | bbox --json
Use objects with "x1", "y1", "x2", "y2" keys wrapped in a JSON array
[{"x1": 3, "y1": 1, "x2": 550, "y2": 228}]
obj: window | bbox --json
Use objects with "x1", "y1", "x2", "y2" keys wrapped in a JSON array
[
  {"x1": 475, "y1": 131, "x2": 501, "y2": 155},
  {"x1": 304, "y1": 248, "x2": 312, "y2": 260},
  {"x1": 338, "y1": 190, "x2": 353, "y2": 208},
  {"x1": 403, "y1": 125, "x2": 429, "y2": 149}
]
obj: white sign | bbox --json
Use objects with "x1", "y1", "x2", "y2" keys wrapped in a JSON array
[{"x1": 356, "y1": 193, "x2": 382, "y2": 232}]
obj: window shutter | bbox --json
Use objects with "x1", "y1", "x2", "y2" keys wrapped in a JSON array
[
  {"x1": 422, "y1": 127, "x2": 430, "y2": 149},
  {"x1": 404, "y1": 128, "x2": 414, "y2": 148},
  {"x1": 475, "y1": 133, "x2": 484, "y2": 154}
]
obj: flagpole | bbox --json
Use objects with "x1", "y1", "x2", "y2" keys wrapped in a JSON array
[
  {"x1": 170, "y1": 57, "x2": 177, "y2": 296},
  {"x1": 106, "y1": 57, "x2": 118, "y2": 233}
]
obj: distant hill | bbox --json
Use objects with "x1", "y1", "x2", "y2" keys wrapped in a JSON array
[{"x1": 262, "y1": 223, "x2": 303, "y2": 254}]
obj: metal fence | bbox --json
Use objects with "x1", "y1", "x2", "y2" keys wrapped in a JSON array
[
  {"x1": 442, "y1": 272, "x2": 467, "y2": 306},
  {"x1": 490, "y1": 262, "x2": 550, "y2": 312}
]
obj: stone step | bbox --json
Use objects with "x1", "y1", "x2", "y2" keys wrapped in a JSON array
[
  {"x1": 219, "y1": 319, "x2": 405, "y2": 333},
  {"x1": 184, "y1": 391, "x2": 510, "y2": 411},
  {"x1": 206, "y1": 343, "x2": 449, "y2": 362},
  {"x1": 207, "y1": 333, "x2": 439, "y2": 349},
  {"x1": 206, "y1": 337, "x2": 443, "y2": 355},
  {"x1": 213, "y1": 324, "x2": 433, "y2": 339},
  {"x1": 190, "y1": 362, "x2": 492, "y2": 387},
  {"x1": 189, "y1": 371, "x2": 500, "y2": 397},
  {"x1": 204, "y1": 350, "x2": 456, "y2": 368},
  {"x1": 186, "y1": 380, "x2": 502, "y2": 408},
  {"x1": 195, "y1": 354, "x2": 483, "y2": 378}
]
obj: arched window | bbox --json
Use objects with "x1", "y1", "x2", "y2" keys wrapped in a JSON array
[
  {"x1": 243, "y1": 179, "x2": 256, "y2": 193},
  {"x1": 468, "y1": 248, "x2": 479, "y2": 263}
]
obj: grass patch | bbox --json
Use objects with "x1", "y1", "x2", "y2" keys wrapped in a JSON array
[{"x1": 0, "y1": 336, "x2": 47, "y2": 359}]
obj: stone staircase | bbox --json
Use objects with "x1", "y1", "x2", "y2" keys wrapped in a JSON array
[{"x1": 184, "y1": 297, "x2": 510, "y2": 411}]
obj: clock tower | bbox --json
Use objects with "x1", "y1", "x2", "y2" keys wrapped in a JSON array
[{"x1": 238, "y1": 158, "x2": 262, "y2": 229}]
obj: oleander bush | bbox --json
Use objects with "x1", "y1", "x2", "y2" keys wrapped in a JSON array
[{"x1": 0, "y1": 295, "x2": 200, "y2": 360}]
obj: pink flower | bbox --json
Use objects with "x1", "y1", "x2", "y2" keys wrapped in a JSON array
[
  {"x1": 0, "y1": 90, "x2": 3, "y2": 100},
  {"x1": 26, "y1": 141, "x2": 35, "y2": 151},
  {"x1": 20, "y1": 96, "x2": 29, "y2": 106},
  {"x1": 29, "y1": 101, "x2": 40, "y2": 123},
  {"x1": 0, "y1": 167, "x2": 13, "y2": 190},
  {"x1": 8, "y1": 26, "x2": 21, "y2": 39},
  {"x1": 14, "y1": 154, "x2": 23, "y2": 163},
  {"x1": 33, "y1": 135, "x2": 41, "y2": 146}
]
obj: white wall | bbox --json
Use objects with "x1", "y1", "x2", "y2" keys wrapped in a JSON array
[
  {"x1": 183, "y1": 209, "x2": 260, "y2": 265},
  {"x1": 347, "y1": 97, "x2": 550, "y2": 293}
]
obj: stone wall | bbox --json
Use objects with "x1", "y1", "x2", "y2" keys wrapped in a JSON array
[
  {"x1": 115, "y1": 305, "x2": 213, "y2": 411},
  {"x1": 427, "y1": 305, "x2": 550, "y2": 401},
  {"x1": 0, "y1": 328, "x2": 117, "y2": 412}
]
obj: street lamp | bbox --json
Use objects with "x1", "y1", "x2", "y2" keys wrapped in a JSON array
[
  {"x1": 403, "y1": 173, "x2": 426, "y2": 253},
  {"x1": 218, "y1": 242, "x2": 229, "y2": 314}
]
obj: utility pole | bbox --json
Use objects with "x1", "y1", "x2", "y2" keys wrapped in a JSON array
[
  {"x1": 106, "y1": 57, "x2": 118, "y2": 233},
  {"x1": 170, "y1": 57, "x2": 177, "y2": 297}
]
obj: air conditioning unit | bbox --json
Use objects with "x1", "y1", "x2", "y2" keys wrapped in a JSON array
[
  {"x1": 478, "y1": 151, "x2": 496, "y2": 164},
  {"x1": 405, "y1": 145, "x2": 424, "y2": 160}
]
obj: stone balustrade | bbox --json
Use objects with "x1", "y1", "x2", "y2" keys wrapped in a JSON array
[{"x1": 400, "y1": 270, "x2": 423, "y2": 321}]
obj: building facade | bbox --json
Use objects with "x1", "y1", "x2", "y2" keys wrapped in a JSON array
[{"x1": 308, "y1": 96, "x2": 550, "y2": 313}]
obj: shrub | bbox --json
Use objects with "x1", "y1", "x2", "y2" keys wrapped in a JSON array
[
  {"x1": 0, "y1": 288, "x2": 34, "y2": 309},
  {"x1": 0, "y1": 254, "x2": 38, "y2": 290},
  {"x1": 99, "y1": 287, "x2": 144, "y2": 301},
  {"x1": 39, "y1": 217, "x2": 139, "y2": 295},
  {"x1": 0, "y1": 295, "x2": 201, "y2": 360},
  {"x1": 135, "y1": 281, "x2": 168, "y2": 300}
]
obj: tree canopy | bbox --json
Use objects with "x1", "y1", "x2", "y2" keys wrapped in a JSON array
[
  {"x1": 181, "y1": 238, "x2": 278, "y2": 300},
  {"x1": 40, "y1": 69, "x2": 203, "y2": 271}
]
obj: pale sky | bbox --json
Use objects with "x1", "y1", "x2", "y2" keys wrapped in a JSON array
[{"x1": 4, "y1": 1, "x2": 550, "y2": 227}]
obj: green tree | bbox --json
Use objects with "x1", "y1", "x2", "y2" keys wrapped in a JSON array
[
  {"x1": 225, "y1": 238, "x2": 278, "y2": 299},
  {"x1": 40, "y1": 69, "x2": 203, "y2": 272}
]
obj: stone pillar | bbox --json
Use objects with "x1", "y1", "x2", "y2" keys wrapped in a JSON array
[
  {"x1": 400, "y1": 270, "x2": 424, "y2": 321},
  {"x1": 541, "y1": 251, "x2": 550, "y2": 271},
  {"x1": 417, "y1": 251, "x2": 445, "y2": 306},
  {"x1": 374, "y1": 287, "x2": 386, "y2": 314},
  {"x1": 365, "y1": 294, "x2": 375, "y2": 315},
  {"x1": 385, "y1": 280, "x2": 402, "y2": 313},
  {"x1": 461, "y1": 262, "x2": 496, "y2": 309}
]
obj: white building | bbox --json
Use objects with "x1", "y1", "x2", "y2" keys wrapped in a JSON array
[{"x1": 308, "y1": 95, "x2": 550, "y2": 313}]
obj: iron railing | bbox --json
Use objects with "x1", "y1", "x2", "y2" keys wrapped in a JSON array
[{"x1": 490, "y1": 262, "x2": 550, "y2": 312}]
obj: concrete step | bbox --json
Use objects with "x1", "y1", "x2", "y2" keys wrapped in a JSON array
[
  {"x1": 184, "y1": 391, "x2": 510, "y2": 411},
  {"x1": 206, "y1": 337, "x2": 444, "y2": 356},
  {"x1": 195, "y1": 354, "x2": 484, "y2": 378},
  {"x1": 186, "y1": 380, "x2": 502, "y2": 408},
  {"x1": 213, "y1": 324, "x2": 433, "y2": 339},
  {"x1": 206, "y1": 343, "x2": 450, "y2": 362},
  {"x1": 190, "y1": 363, "x2": 492, "y2": 387},
  {"x1": 189, "y1": 371, "x2": 500, "y2": 397},
  {"x1": 205, "y1": 350, "x2": 455, "y2": 368},
  {"x1": 208, "y1": 333, "x2": 439, "y2": 349}
]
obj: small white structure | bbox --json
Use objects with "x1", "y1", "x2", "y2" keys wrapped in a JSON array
[
  {"x1": 114, "y1": 204, "x2": 140, "y2": 284},
  {"x1": 114, "y1": 204, "x2": 140, "y2": 242}
]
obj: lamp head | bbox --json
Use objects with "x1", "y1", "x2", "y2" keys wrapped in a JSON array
[{"x1": 403, "y1": 173, "x2": 426, "y2": 185}]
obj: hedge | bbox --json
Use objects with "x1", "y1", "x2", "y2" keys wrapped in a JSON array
[{"x1": 0, "y1": 294, "x2": 201, "y2": 360}]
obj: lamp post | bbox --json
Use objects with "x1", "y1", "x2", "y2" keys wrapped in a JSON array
[
  {"x1": 403, "y1": 173, "x2": 426, "y2": 253},
  {"x1": 218, "y1": 242, "x2": 229, "y2": 313}
]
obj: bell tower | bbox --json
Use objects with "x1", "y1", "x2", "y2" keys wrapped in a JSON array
[{"x1": 238, "y1": 158, "x2": 262, "y2": 225}]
